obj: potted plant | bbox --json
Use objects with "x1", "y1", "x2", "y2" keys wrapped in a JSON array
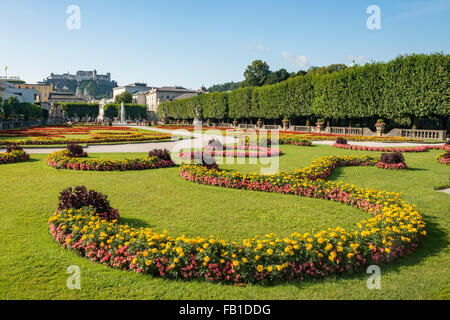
[
  {"x1": 282, "y1": 117, "x2": 290, "y2": 130},
  {"x1": 206, "y1": 119, "x2": 211, "y2": 127},
  {"x1": 375, "y1": 119, "x2": 385, "y2": 136},
  {"x1": 232, "y1": 119, "x2": 238, "y2": 128},
  {"x1": 316, "y1": 118, "x2": 325, "y2": 130},
  {"x1": 257, "y1": 118, "x2": 263, "y2": 128}
]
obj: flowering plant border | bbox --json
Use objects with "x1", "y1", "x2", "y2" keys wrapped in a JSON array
[
  {"x1": 179, "y1": 145, "x2": 282, "y2": 159},
  {"x1": 437, "y1": 152, "x2": 450, "y2": 165},
  {"x1": 0, "y1": 150, "x2": 30, "y2": 164},
  {"x1": 49, "y1": 154, "x2": 426, "y2": 284},
  {"x1": 333, "y1": 143, "x2": 447, "y2": 153},
  {"x1": 47, "y1": 150, "x2": 175, "y2": 171}
]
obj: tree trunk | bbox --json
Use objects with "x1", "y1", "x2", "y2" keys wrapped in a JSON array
[{"x1": 410, "y1": 116, "x2": 418, "y2": 130}]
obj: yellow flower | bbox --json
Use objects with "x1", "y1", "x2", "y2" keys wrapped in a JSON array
[
  {"x1": 328, "y1": 251, "x2": 337, "y2": 261},
  {"x1": 232, "y1": 260, "x2": 239, "y2": 266},
  {"x1": 267, "y1": 266, "x2": 273, "y2": 272},
  {"x1": 256, "y1": 265, "x2": 264, "y2": 272},
  {"x1": 203, "y1": 256, "x2": 210, "y2": 263},
  {"x1": 267, "y1": 248, "x2": 273, "y2": 255}
]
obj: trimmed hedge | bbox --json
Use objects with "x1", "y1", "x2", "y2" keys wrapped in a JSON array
[
  {"x1": 60, "y1": 103, "x2": 99, "y2": 119},
  {"x1": 158, "y1": 53, "x2": 450, "y2": 124},
  {"x1": 103, "y1": 103, "x2": 147, "y2": 120}
]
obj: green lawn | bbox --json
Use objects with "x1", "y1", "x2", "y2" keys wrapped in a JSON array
[{"x1": 0, "y1": 145, "x2": 449, "y2": 299}]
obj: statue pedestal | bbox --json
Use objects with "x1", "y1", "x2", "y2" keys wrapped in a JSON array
[{"x1": 193, "y1": 119, "x2": 203, "y2": 128}]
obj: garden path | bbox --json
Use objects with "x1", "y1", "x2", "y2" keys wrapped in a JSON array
[{"x1": 16, "y1": 125, "x2": 444, "y2": 154}]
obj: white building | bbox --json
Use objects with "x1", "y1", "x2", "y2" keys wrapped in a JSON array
[
  {"x1": 132, "y1": 90, "x2": 149, "y2": 105},
  {"x1": 112, "y1": 83, "x2": 153, "y2": 100},
  {"x1": 0, "y1": 81, "x2": 41, "y2": 104},
  {"x1": 145, "y1": 86, "x2": 207, "y2": 120}
]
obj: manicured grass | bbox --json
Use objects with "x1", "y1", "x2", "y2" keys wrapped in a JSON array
[{"x1": 0, "y1": 145, "x2": 449, "y2": 299}]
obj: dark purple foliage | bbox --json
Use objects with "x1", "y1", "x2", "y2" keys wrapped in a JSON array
[
  {"x1": 191, "y1": 151, "x2": 218, "y2": 170},
  {"x1": 6, "y1": 143, "x2": 23, "y2": 153},
  {"x1": 208, "y1": 139, "x2": 223, "y2": 149},
  {"x1": 380, "y1": 152, "x2": 405, "y2": 164},
  {"x1": 445, "y1": 140, "x2": 450, "y2": 145},
  {"x1": 67, "y1": 143, "x2": 87, "y2": 157},
  {"x1": 442, "y1": 151, "x2": 450, "y2": 159},
  {"x1": 148, "y1": 149, "x2": 172, "y2": 161},
  {"x1": 58, "y1": 186, "x2": 119, "y2": 221},
  {"x1": 335, "y1": 137, "x2": 348, "y2": 145}
]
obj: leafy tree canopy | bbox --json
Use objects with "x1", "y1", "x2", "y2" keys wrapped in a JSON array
[{"x1": 114, "y1": 91, "x2": 133, "y2": 104}]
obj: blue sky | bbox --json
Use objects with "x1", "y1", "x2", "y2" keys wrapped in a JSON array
[{"x1": 0, "y1": 0, "x2": 449, "y2": 89}]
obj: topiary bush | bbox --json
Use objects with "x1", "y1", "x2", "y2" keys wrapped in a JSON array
[
  {"x1": 148, "y1": 149, "x2": 172, "y2": 161},
  {"x1": 66, "y1": 143, "x2": 87, "y2": 157},
  {"x1": 380, "y1": 152, "x2": 405, "y2": 164},
  {"x1": 6, "y1": 143, "x2": 23, "y2": 153},
  {"x1": 207, "y1": 138, "x2": 223, "y2": 149},
  {"x1": 191, "y1": 151, "x2": 218, "y2": 170},
  {"x1": 335, "y1": 137, "x2": 348, "y2": 145},
  {"x1": 58, "y1": 186, "x2": 119, "y2": 221}
]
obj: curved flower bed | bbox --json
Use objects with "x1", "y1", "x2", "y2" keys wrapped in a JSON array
[
  {"x1": 0, "y1": 150, "x2": 30, "y2": 164},
  {"x1": 437, "y1": 152, "x2": 450, "y2": 165},
  {"x1": 47, "y1": 150, "x2": 174, "y2": 171},
  {"x1": 179, "y1": 145, "x2": 282, "y2": 158},
  {"x1": 375, "y1": 162, "x2": 408, "y2": 170},
  {"x1": 49, "y1": 154, "x2": 426, "y2": 284},
  {"x1": 2, "y1": 133, "x2": 172, "y2": 146},
  {"x1": 333, "y1": 143, "x2": 447, "y2": 153}
]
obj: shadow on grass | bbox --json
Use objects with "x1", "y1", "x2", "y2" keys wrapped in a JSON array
[
  {"x1": 405, "y1": 167, "x2": 429, "y2": 171},
  {"x1": 287, "y1": 216, "x2": 448, "y2": 288},
  {"x1": 113, "y1": 210, "x2": 448, "y2": 288},
  {"x1": 120, "y1": 217, "x2": 156, "y2": 229}
]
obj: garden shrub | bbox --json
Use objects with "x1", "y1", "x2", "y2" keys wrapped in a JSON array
[
  {"x1": 191, "y1": 151, "x2": 218, "y2": 169},
  {"x1": 148, "y1": 149, "x2": 172, "y2": 161},
  {"x1": 66, "y1": 143, "x2": 87, "y2": 157},
  {"x1": 208, "y1": 139, "x2": 223, "y2": 149},
  {"x1": 58, "y1": 186, "x2": 119, "y2": 221},
  {"x1": 335, "y1": 137, "x2": 348, "y2": 145},
  {"x1": 380, "y1": 152, "x2": 405, "y2": 164},
  {"x1": 6, "y1": 143, "x2": 23, "y2": 153}
]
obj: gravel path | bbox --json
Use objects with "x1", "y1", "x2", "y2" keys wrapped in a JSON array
[
  {"x1": 437, "y1": 188, "x2": 450, "y2": 195},
  {"x1": 9, "y1": 126, "x2": 444, "y2": 154}
]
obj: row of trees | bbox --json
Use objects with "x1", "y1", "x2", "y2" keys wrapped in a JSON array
[
  {"x1": 208, "y1": 60, "x2": 347, "y2": 92},
  {"x1": 158, "y1": 54, "x2": 449, "y2": 129},
  {"x1": 0, "y1": 96, "x2": 45, "y2": 121}
]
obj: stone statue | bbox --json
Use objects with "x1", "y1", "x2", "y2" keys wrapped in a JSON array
[
  {"x1": 193, "y1": 104, "x2": 202, "y2": 127},
  {"x1": 160, "y1": 108, "x2": 168, "y2": 124},
  {"x1": 47, "y1": 101, "x2": 64, "y2": 125}
]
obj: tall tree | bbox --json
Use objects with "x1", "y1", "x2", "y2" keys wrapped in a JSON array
[
  {"x1": 265, "y1": 68, "x2": 291, "y2": 85},
  {"x1": 241, "y1": 60, "x2": 271, "y2": 87},
  {"x1": 114, "y1": 91, "x2": 133, "y2": 104}
]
